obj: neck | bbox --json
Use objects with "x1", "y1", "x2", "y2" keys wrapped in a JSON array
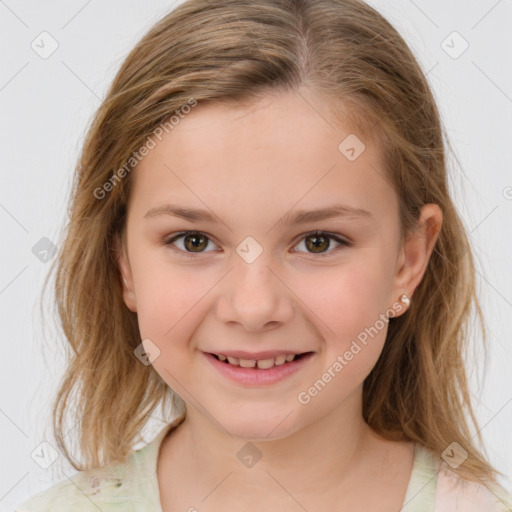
[{"x1": 158, "y1": 388, "x2": 380, "y2": 505}]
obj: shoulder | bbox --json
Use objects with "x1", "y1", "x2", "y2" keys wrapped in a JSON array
[
  {"x1": 14, "y1": 417, "x2": 185, "y2": 512},
  {"x1": 13, "y1": 453, "x2": 139, "y2": 512},
  {"x1": 435, "y1": 461, "x2": 512, "y2": 512}
]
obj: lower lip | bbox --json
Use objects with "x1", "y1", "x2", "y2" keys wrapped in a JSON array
[{"x1": 203, "y1": 352, "x2": 314, "y2": 386}]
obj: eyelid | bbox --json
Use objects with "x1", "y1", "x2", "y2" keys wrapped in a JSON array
[{"x1": 163, "y1": 230, "x2": 352, "y2": 258}]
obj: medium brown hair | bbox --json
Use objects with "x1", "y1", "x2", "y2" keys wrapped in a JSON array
[{"x1": 42, "y1": 0, "x2": 505, "y2": 492}]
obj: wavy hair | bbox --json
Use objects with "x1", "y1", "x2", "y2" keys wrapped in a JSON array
[{"x1": 41, "y1": 0, "x2": 505, "y2": 492}]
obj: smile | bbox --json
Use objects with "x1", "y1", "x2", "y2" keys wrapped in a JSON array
[
  {"x1": 212, "y1": 353, "x2": 306, "y2": 369},
  {"x1": 204, "y1": 351, "x2": 314, "y2": 386}
]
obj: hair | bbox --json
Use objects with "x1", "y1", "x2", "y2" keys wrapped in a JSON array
[{"x1": 41, "y1": 0, "x2": 505, "y2": 492}]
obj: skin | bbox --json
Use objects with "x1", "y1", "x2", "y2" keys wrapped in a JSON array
[{"x1": 115, "y1": 88, "x2": 443, "y2": 510}]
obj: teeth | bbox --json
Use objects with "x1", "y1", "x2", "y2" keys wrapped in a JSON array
[
  {"x1": 274, "y1": 354, "x2": 287, "y2": 365},
  {"x1": 216, "y1": 353, "x2": 301, "y2": 369},
  {"x1": 239, "y1": 358, "x2": 256, "y2": 368},
  {"x1": 257, "y1": 358, "x2": 274, "y2": 369}
]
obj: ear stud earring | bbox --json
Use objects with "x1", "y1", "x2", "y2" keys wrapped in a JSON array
[{"x1": 400, "y1": 294, "x2": 410, "y2": 306}]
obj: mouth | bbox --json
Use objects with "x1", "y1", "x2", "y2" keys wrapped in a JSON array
[
  {"x1": 208, "y1": 351, "x2": 313, "y2": 370},
  {"x1": 204, "y1": 350, "x2": 315, "y2": 386}
]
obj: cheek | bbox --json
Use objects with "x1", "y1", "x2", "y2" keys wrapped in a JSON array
[
  {"x1": 292, "y1": 259, "x2": 390, "y2": 343},
  {"x1": 134, "y1": 263, "x2": 210, "y2": 388},
  {"x1": 298, "y1": 261, "x2": 393, "y2": 396},
  {"x1": 292, "y1": 264, "x2": 391, "y2": 415},
  {"x1": 130, "y1": 251, "x2": 206, "y2": 345}
]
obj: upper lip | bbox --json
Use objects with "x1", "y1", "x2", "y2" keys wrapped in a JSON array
[{"x1": 206, "y1": 350, "x2": 312, "y2": 360}]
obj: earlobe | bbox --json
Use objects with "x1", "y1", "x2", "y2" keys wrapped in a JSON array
[
  {"x1": 391, "y1": 203, "x2": 443, "y2": 312},
  {"x1": 114, "y1": 233, "x2": 138, "y2": 313}
]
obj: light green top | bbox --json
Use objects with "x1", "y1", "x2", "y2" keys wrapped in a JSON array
[{"x1": 14, "y1": 416, "x2": 512, "y2": 511}]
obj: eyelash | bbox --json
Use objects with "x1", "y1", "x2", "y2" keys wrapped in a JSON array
[{"x1": 162, "y1": 230, "x2": 352, "y2": 259}]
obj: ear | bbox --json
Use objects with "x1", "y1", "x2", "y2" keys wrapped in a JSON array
[
  {"x1": 390, "y1": 203, "x2": 443, "y2": 316},
  {"x1": 114, "y1": 232, "x2": 138, "y2": 312}
]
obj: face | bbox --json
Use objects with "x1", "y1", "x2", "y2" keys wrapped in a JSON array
[{"x1": 116, "y1": 89, "x2": 428, "y2": 440}]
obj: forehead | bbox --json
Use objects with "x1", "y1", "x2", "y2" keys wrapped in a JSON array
[{"x1": 130, "y1": 91, "x2": 396, "y2": 223}]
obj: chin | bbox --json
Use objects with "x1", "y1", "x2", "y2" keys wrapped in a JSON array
[{"x1": 220, "y1": 410, "x2": 302, "y2": 441}]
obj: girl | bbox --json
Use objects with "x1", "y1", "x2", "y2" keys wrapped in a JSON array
[{"x1": 15, "y1": 0, "x2": 512, "y2": 510}]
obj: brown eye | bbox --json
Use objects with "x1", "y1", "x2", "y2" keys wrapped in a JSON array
[
  {"x1": 294, "y1": 231, "x2": 350, "y2": 256},
  {"x1": 305, "y1": 233, "x2": 330, "y2": 253},
  {"x1": 164, "y1": 231, "x2": 217, "y2": 256},
  {"x1": 164, "y1": 230, "x2": 351, "y2": 259},
  {"x1": 183, "y1": 232, "x2": 209, "y2": 252}
]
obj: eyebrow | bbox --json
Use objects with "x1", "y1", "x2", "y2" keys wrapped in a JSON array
[{"x1": 144, "y1": 203, "x2": 373, "y2": 226}]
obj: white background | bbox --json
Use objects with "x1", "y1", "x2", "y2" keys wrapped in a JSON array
[{"x1": 1, "y1": 0, "x2": 511, "y2": 510}]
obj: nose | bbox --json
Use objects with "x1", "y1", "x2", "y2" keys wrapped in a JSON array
[{"x1": 215, "y1": 254, "x2": 294, "y2": 332}]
